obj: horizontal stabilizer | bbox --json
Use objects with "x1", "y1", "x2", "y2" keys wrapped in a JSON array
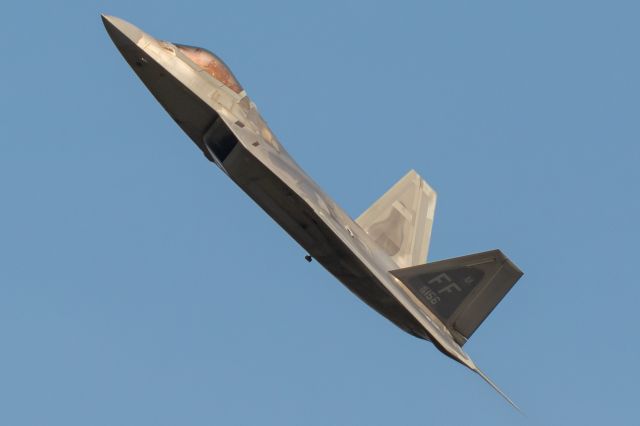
[{"x1": 390, "y1": 250, "x2": 523, "y2": 345}]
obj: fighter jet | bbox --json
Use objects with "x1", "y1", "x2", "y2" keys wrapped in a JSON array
[{"x1": 102, "y1": 15, "x2": 524, "y2": 411}]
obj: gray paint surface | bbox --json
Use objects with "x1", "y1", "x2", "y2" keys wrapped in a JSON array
[{"x1": 102, "y1": 15, "x2": 523, "y2": 411}]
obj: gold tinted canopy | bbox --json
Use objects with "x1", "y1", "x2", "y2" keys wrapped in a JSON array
[{"x1": 175, "y1": 44, "x2": 243, "y2": 94}]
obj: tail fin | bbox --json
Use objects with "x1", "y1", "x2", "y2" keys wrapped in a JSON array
[
  {"x1": 390, "y1": 250, "x2": 523, "y2": 346},
  {"x1": 356, "y1": 170, "x2": 436, "y2": 268}
]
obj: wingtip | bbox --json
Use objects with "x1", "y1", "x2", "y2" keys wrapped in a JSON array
[{"x1": 474, "y1": 368, "x2": 524, "y2": 416}]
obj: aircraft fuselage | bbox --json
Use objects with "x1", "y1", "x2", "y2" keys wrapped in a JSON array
[{"x1": 102, "y1": 15, "x2": 477, "y2": 371}]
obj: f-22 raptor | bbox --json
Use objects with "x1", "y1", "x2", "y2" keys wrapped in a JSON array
[{"x1": 102, "y1": 15, "x2": 524, "y2": 410}]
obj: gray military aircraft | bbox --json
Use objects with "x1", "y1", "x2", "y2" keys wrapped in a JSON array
[{"x1": 102, "y1": 15, "x2": 524, "y2": 411}]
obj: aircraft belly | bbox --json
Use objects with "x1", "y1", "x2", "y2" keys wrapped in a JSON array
[
  {"x1": 103, "y1": 16, "x2": 526, "y2": 408},
  {"x1": 103, "y1": 15, "x2": 438, "y2": 344},
  {"x1": 221, "y1": 143, "x2": 429, "y2": 340}
]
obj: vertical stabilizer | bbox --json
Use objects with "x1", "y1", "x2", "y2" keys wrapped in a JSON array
[
  {"x1": 356, "y1": 170, "x2": 436, "y2": 268},
  {"x1": 390, "y1": 250, "x2": 523, "y2": 346}
]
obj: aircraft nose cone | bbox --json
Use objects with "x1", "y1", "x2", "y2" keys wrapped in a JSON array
[
  {"x1": 101, "y1": 14, "x2": 146, "y2": 47},
  {"x1": 102, "y1": 13, "x2": 221, "y2": 162}
]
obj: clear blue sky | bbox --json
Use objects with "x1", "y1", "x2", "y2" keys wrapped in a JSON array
[{"x1": 1, "y1": 1, "x2": 638, "y2": 425}]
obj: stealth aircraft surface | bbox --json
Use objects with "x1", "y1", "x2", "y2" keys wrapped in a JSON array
[{"x1": 102, "y1": 15, "x2": 524, "y2": 410}]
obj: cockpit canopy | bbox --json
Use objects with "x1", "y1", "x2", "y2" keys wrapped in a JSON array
[{"x1": 175, "y1": 44, "x2": 244, "y2": 94}]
